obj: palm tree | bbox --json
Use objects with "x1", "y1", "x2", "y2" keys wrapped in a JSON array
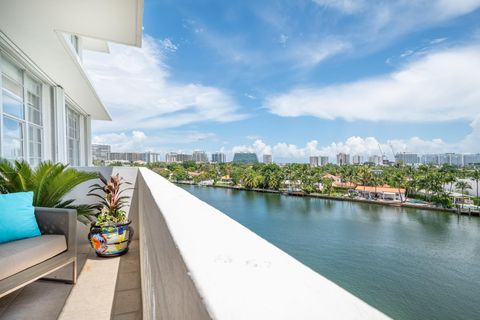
[
  {"x1": 321, "y1": 177, "x2": 333, "y2": 195},
  {"x1": 358, "y1": 166, "x2": 373, "y2": 191},
  {"x1": 389, "y1": 172, "x2": 407, "y2": 202},
  {"x1": 0, "y1": 159, "x2": 98, "y2": 223},
  {"x1": 455, "y1": 181, "x2": 472, "y2": 205},
  {"x1": 470, "y1": 169, "x2": 480, "y2": 198}
]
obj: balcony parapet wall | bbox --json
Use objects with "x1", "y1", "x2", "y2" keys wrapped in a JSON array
[{"x1": 137, "y1": 168, "x2": 389, "y2": 320}]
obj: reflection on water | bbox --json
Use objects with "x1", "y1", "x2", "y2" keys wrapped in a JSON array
[{"x1": 180, "y1": 185, "x2": 480, "y2": 320}]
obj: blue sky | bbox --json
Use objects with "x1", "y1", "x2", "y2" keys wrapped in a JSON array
[{"x1": 85, "y1": 0, "x2": 480, "y2": 162}]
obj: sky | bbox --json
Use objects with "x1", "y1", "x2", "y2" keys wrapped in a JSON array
[{"x1": 85, "y1": 0, "x2": 480, "y2": 163}]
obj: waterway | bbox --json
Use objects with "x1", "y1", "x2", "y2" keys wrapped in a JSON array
[{"x1": 179, "y1": 184, "x2": 480, "y2": 320}]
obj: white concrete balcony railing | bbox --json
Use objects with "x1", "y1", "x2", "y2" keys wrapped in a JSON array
[
  {"x1": 136, "y1": 168, "x2": 387, "y2": 319},
  {"x1": 1, "y1": 167, "x2": 388, "y2": 319}
]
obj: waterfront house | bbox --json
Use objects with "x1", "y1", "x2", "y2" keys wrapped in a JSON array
[
  {"x1": 188, "y1": 171, "x2": 202, "y2": 178},
  {"x1": 283, "y1": 179, "x2": 303, "y2": 192},
  {"x1": 323, "y1": 174, "x2": 356, "y2": 189},
  {"x1": 449, "y1": 192, "x2": 474, "y2": 205},
  {"x1": 220, "y1": 174, "x2": 233, "y2": 184},
  {"x1": 355, "y1": 185, "x2": 406, "y2": 201}
]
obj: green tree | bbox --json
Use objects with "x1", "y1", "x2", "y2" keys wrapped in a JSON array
[
  {"x1": 173, "y1": 167, "x2": 188, "y2": 181},
  {"x1": 388, "y1": 172, "x2": 407, "y2": 202},
  {"x1": 0, "y1": 160, "x2": 98, "y2": 223},
  {"x1": 358, "y1": 166, "x2": 373, "y2": 190},
  {"x1": 321, "y1": 178, "x2": 333, "y2": 195},
  {"x1": 242, "y1": 169, "x2": 262, "y2": 189}
]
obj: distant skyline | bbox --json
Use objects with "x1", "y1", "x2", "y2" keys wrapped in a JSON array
[{"x1": 85, "y1": 0, "x2": 480, "y2": 163}]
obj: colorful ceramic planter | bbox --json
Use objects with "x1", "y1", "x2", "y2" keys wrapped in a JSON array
[{"x1": 88, "y1": 221, "x2": 133, "y2": 257}]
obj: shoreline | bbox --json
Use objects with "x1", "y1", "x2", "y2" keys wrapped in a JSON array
[{"x1": 174, "y1": 181, "x2": 480, "y2": 217}]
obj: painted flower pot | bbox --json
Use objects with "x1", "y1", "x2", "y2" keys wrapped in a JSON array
[{"x1": 88, "y1": 221, "x2": 134, "y2": 257}]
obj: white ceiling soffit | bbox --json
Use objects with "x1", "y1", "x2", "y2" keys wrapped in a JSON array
[
  {"x1": 82, "y1": 38, "x2": 110, "y2": 54},
  {"x1": 0, "y1": 0, "x2": 144, "y2": 120}
]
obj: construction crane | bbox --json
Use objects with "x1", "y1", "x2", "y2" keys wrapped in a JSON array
[
  {"x1": 377, "y1": 143, "x2": 386, "y2": 162},
  {"x1": 389, "y1": 143, "x2": 396, "y2": 158}
]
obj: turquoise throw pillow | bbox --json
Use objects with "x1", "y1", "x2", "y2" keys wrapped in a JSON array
[{"x1": 0, "y1": 192, "x2": 40, "y2": 243}]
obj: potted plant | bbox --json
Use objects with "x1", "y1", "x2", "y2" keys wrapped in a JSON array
[{"x1": 88, "y1": 174, "x2": 134, "y2": 257}]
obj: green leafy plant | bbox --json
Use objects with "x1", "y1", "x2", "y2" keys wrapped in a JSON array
[
  {"x1": 0, "y1": 159, "x2": 98, "y2": 224},
  {"x1": 88, "y1": 174, "x2": 132, "y2": 227}
]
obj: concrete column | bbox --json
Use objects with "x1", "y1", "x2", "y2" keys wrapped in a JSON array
[
  {"x1": 52, "y1": 86, "x2": 67, "y2": 163},
  {"x1": 42, "y1": 85, "x2": 53, "y2": 161},
  {"x1": 85, "y1": 115, "x2": 92, "y2": 166}
]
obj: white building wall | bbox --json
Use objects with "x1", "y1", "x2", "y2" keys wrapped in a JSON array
[{"x1": 0, "y1": 39, "x2": 93, "y2": 167}]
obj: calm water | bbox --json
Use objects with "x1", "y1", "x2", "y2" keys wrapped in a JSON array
[{"x1": 179, "y1": 185, "x2": 480, "y2": 320}]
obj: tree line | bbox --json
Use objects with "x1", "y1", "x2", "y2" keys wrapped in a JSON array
[{"x1": 148, "y1": 161, "x2": 480, "y2": 207}]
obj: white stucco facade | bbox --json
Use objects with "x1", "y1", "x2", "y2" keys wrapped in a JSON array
[{"x1": 0, "y1": 0, "x2": 143, "y2": 166}]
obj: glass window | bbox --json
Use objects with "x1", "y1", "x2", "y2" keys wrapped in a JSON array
[
  {"x1": 2, "y1": 90, "x2": 23, "y2": 119},
  {"x1": 1, "y1": 58, "x2": 23, "y2": 98},
  {"x1": 28, "y1": 126, "x2": 42, "y2": 166},
  {"x1": 26, "y1": 75, "x2": 41, "y2": 125},
  {"x1": 66, "y1": 106, "x2": 80, "y2": 166},
  {"x1": 1, "y1": 55, "x2": 43, "y2": 165},
  {"x1": 2, "y1": 117, "x2": 23, "y2": 160}
]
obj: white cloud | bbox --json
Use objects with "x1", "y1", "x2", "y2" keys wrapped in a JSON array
[
  {"x1": 159, "y1": 38, "x2": 178, "y2": 52},
  {"x1": 230, "y1": 125, "x2": 480, "y2": 162},
  {"x1": 93, "y1": 131, "x2": 148, "y2": 152},
  {"x1": 83, "y1": 36, "x2": 247, "y2": 133},
  {"x1": 279, "y1": 34, "x2": 289, "y2": 47},
  {"x1": 290, "y1": 39, "x2": 351, "y2": 68},
  {"x1": 460, "y1": 115, "x2": 480, "y2": 151},
  {"x1": 310, "y1": 1, "x2": 480, "y2": 61},
  {"x1": 266, "y1": 44, "x2": 480, "y2": 122},
  {"x1": 313, "y1": 1, "x2": 480, "y2": 20},
  {"x1": 430, "y1": 38, "x2": 447, "y2": 45},
  {"x1": 93, "y1": 130, "x2": 216, "y2": 152},
  {"x1": 312, "y1": 0, "x2": 366, "y2": 14}
]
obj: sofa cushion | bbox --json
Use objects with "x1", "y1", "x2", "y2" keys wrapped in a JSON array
[
  {"x1": 0, "y1": 192, "x2": 40, "y2": 243},
  {"x1": 0, "y1": 235, "x2": 67, "y2": 280}
]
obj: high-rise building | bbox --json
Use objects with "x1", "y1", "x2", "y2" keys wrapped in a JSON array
[
  {"x1": 464, "y1": 153, "x2": 480, "y2": 166},
  {"x1": 165, "y1": 152, "x2": 194, "y2": 163},
  {"x1": 352, "y1": 155, "x2": 363, "y2": 164},
  {"x1": 368, "y1": 155, "x2": 383, "y2": 165},
  {"x1": 309, "y1": 156, "x2": 319, "y2": 167},
  {"x1": 211, "y1": 152, "x2": 226, "y2": 163},
  {"x1": 320, "y1": 156, "x2": 329, "y2": 166},
  {"x1": 177, "y1": 153, "x2": 193, "y2": 162},
  {"x1": 336, "y1": 153, "x2": 350, "y2": 165},
  {"x1": 263, "y1": 154, "x2": 272, "y2": 163},
  {"x1": 438, "y1": 153, "x2": 464, "y2": 166},
  {"x1": 193, "y1": 150, "x2": 208, "y2": 163},
  {"x1": 144, "y1": 152, "x2": 160, "y2": 163},
  {"x1": 232, "y1": 152, "x2": 258, "y2": 164},
  {"x1": 165, "y1": 152, "x2": 178, "y2": 163},
  {"x1": 450, "y1": 153, "x2": 464, "y2": 167},
  {"x1": 395, "y1": 152, "x2": 420, "y2": 165},
  {"x1": 92, "y1": 144, "x2": 111, "y2": 162},
  {"x1": 108, "y1": 152, "x2": 159, "y2": 163},
  {"x1": 421, "y1": 154, "x2": 439, "y2": 165}
]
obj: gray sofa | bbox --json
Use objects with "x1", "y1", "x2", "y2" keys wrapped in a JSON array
[{"x1": 0, "y1": 207, "x2": 77, "y2": 298}]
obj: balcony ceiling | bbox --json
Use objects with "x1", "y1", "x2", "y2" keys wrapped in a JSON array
[{"x1": 0, "y1": 0, "x2": 144, "y2": 120}]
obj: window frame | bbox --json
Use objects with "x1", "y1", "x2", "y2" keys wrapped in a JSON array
[
  {"x1": 65, "y1": 104, "x2": 81, "y2": 166},
  {"x1": 0, "y1": 53, "x2": 45, "y2": 165}
]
